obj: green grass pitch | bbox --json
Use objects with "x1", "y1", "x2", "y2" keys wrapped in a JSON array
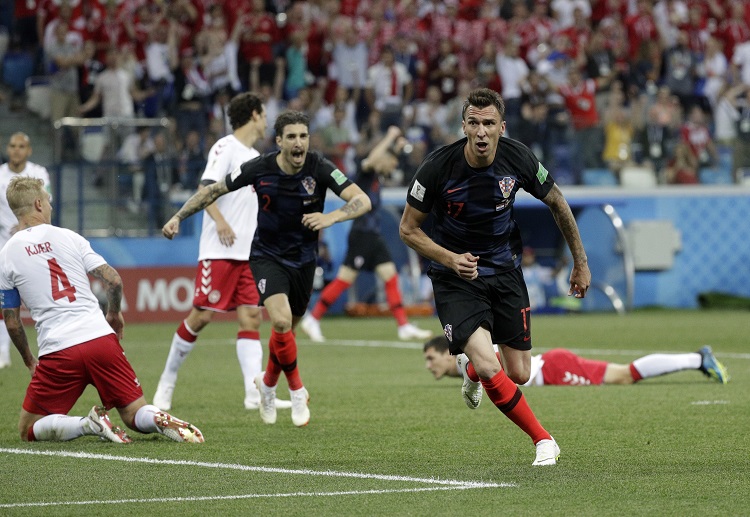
[{"x1": 0, "y1": 310, "x2": 748, "y2": 516}]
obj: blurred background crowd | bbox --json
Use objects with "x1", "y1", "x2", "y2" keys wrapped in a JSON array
[{"x1": 3, "y1": 0, "x2": 750, "y2": 191}]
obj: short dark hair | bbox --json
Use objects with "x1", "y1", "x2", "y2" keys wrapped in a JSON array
[
  {"x1": 462, "y1": 88, "x2": 505, "y2": 121},
  {"x1": 274, "y1": 110, "x2": 310, "y2": 138},
  {"x1": 423, "y1": 335, "x2": 449, "y2": 353},
  {"x1": 227, "y1": 92, "x2": 263, "y2": 130}
]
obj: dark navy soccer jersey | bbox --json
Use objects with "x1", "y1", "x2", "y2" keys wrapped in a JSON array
[
  {"x1": 226, "y1": 150, "x2": 352, "y2": 268},
  {"x1": 406, "y1": 137, "x2": 555, "y2": 276},
  {"x1": 349, "y1": 163, "x2": 382, "y2": 234}
]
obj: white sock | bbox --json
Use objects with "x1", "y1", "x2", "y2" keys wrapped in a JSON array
[
  {"x1": 32, "y1": 414, "x2": 88, "y2": 441},
  {"x1": 0, "y1": 320, "x2": 11, "y2": 362},
  {"x1": 237, "y1": 337, "x2": 263, "y2": 393},
  {"x1": 160, "y1": 323, "x2": 198, "y2": 383},
  {"x1": 631, "y1": 353, "x2": 702, "y2": 379},
  {"x1": 134, "y1": 404, "x2": 161, "y2": 433}
]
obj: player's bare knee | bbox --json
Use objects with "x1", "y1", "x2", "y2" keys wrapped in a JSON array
[
  {"x1": 273, "y1": 320, "x2": 293, "y2": 333},
  {"x1": 506, "y1": 366, "x2": 530, "y2": 385}
]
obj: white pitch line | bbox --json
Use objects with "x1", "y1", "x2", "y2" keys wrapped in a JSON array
[
  {"x1": 196, "y1": 338, "x2": 750, "y2": 360},
  {"x1": 0, "y1": 486, "x2": 496, "y2": 509},
  {"x1": 0, "y1": 448, "x2": 513, "y2": 489}
]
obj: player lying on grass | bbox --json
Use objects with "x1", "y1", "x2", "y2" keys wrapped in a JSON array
[
  {"x1": 0, "y1": 177, "x2": 204, "y2": 444},
  {"x1": 423, "y1": 336, "x2": 730, "y2": 407}
]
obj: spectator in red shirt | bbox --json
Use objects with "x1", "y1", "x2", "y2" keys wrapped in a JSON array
[{"x1": 556, "y1": 66, "x2": 615, "y2": 181}]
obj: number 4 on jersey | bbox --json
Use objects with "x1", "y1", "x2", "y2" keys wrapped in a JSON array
[{"x1": 48, "y1": 258, "x2": 77, "y2": 302}]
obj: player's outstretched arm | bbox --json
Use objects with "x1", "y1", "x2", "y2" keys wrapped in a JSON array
[
  {"x1": 301, "y1": 184, "x2": 372, "y2": 231},
  {"x1": 541, "y1": 185, "x2": 590, "y2": 298},
  {"x1": 163, "y1": 180, "x2": 231, "y2": 239}
]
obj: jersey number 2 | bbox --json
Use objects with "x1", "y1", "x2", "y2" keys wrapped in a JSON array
[{"x1": 48, "y1": 258, "x2": 77, "y2": 302}]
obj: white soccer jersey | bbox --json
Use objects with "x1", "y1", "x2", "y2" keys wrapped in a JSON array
[
  {"x1": 198, "y1": 134, "x2": 259, "y2": 261},
  {"x1": 0, "y1": 224, "x2": 114, "y2": 356},
  {"x1": 0, "y1": 162, "x2": 51, "y2": 247}
]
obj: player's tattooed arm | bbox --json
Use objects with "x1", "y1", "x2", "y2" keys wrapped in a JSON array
[
  {"x1": 163, "y1": 180, "x2": 231, "y2": 240},
  {"x1": 90, "y1": 263, "x2": 126, "y2": 338},
  {"x1": 174, "y1": 180, "x2": 230, "y2": 222},
  {"x1": 340, "y1": 196, "x2": 366, "y2": 217},
  {"x1": 89, "y1": 264, "x2": 123, "y2": 313},
  {"x1": 542, "y1": 184, "x2": 591, "y2": 297}
]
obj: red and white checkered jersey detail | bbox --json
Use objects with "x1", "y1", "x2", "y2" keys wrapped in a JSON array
[
  {"x1": 0, "y1": 224, "x2": 114, "y2": 357},
  {"x1": 0, "y1": 162, "x2": 51, "y2": 247},
  {"x1": 199, "y1": 135, "x2": 259, "y2": 261}
]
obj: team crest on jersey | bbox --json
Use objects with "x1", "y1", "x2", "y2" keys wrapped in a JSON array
[
  {"x1": 208, "y1": 290, "x2": 221, "y2": 304},
  {"x1": 499, "y1": 177, "x2": 515, "y2": 199},
  {"x1": 302, "y1": 176, "x2": 316, "y2": 195},
  {"x1": 258, "y1": 278, "x2": 266, "y2": 294},
  {"x1": 443, "y1": 324, "x2": 453, "y2": 342}
]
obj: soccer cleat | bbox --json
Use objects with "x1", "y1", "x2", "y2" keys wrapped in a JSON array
[
  {"x1": 698, "y1": 345, "x2": 730, "y2": 384},
  {"x1": 154, "y1": 412, "x2": 204, "y2": 443},
  {"x1": 397, "y1": 323, "x2": 433, "y2": 341},
  {"x1": 532, "y1": 437, "x2": 560, "y2": 466},
  {"x1": 244, "y1": 385, "x2": 261, "y2": 410},
  {"x1": 255, "y1": 373, "x2": 277, "y2": 424},
  {"x1": 456, "y1": 353, "x2": 482, "y2": 409},
  {"x1": 300, "y1": 314, "x2": 325, "y2": 342},
  {"x1": 152, "y1": 379, "x2": 175, "y2": 411},
  {"x1": 245, "y1": 385, "x2": 292, "y2": 410},
  {"x1": 290, "y1": 386, "x2": 310, "y2": 427},
  {"x1": 86, "y1": 406, "x2": 132, "y2": 444}
]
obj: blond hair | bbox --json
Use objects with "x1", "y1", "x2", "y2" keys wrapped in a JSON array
[{"x1": 6, "y1": 176, "x2": 45, "y2": 218}]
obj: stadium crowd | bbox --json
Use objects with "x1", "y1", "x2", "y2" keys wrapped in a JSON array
[{"x1": 6, "y1": 0, "x2": 750, "y2": 187}]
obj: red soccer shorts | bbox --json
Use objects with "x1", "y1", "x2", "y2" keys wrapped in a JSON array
[
  {"x1": 23, "y1": 334, "x2": 144, "y2": 415},
  {"x1": 192, "y1": 259, "x2": 259, "y2": 311}
]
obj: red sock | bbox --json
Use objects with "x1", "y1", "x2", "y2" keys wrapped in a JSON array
[
  {"x1": 384, "y1": 276, "x2": 408, "y2": 326},
  {"x1": 268, "y1": 329, "x2": 303, "y2": 390},
  {"x1": 27, "y1": 426, "x2": 36, "y2": 442},
  {"x1": 482, "y1": 370, "x2": 551, "y2": 444},
  {"x1": 238, "y1": 330, "x2": 260, "y2": 340},
  {"x1": 263, "y1": 347, "x2": 282, "y2": 387},
  {"x1": 311, "y1": 278, "x2": 351, "y2": 320},
  {"x1": 176, "y1": 320, "x2": 198, "y2": 342},
  {"x1": 629, "y1": 363, "x2": 643, "y2": 382}
]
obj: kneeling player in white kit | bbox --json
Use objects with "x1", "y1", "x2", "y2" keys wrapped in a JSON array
[{"x1": 0, "y1": 177, "x2": 203, "y2": 444}]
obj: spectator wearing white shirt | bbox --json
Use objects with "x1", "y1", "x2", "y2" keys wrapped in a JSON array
[
  {"x1": 365, "y1": 46, "x2": 412, "y2": 131},
  {"x1": 496, "y1": 40, "x2": 530, "y2": 139}
]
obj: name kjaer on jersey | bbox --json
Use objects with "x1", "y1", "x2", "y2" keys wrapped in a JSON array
[{"x1": 25, "y1": 242, "x2": 53, "y2": 256}]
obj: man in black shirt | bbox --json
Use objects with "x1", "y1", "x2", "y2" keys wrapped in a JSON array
[
  {"x1": 162, "y1": 111, "x2": 371, "y2": 428},
  {"x1": 300, "y1": 125, "x2": 432, "y2": 343},
  {"x1": 400, "y1": 88, "x2": 590, "y2": 466}
]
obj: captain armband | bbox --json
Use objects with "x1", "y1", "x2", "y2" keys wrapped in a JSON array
[{"x1": 0, "y1": 288, "x2": 21, "y2": 309}]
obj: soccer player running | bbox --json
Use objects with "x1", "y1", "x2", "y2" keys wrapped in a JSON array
[
  {"x1": 399, "y1": 88, "x2": 591, "y2": 466},
  {"x1": 300, "y1": 125, "x2": 432, "y2": 343},
  {"x1": 162, "y1": 111, "x2": 371, "y2": 427},
  {"x1": 423, "y1": 336, "x2": 731, "y2": 387},
  {"x1": 0, "y1": 133, "x2": 51, "y2": 369},
  {"x1": 0, "y1": 177, "x2": 203, "y2": 444},
  {"x1": 153, "y1": 92, "x2": 290, "y2": 412}
]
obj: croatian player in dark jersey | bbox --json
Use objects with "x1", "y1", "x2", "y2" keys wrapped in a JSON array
[
  {"x1": 399, "y1": 88, "x2": 591, "y2": 466},
  {"x1": 162, "y1": 111, "x2": 371, "y2": 428},
  {"x1": 300, "y1": 125, "x2": 432, "y2": 343}
]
